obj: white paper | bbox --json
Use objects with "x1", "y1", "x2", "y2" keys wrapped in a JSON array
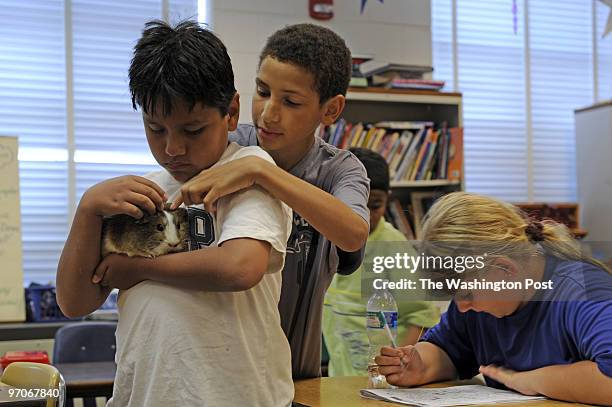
[
  {"x1": 360, "y1": 385, "x2": 546, "y2": 407},
  {"x1": 0, "y1": 136, "x2": 25, "y2": 322}
]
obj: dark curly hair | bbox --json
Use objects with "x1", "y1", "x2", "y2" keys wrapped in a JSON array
[
  {"x1": 129, "y1": 20, "x2": 236, "y2": 116},
  {"x1": 349, "y1": 148, "x2": 390, "y2": 191},
  {"x1": 259, "y1": 23, "x2": 352, "y2": 103}
]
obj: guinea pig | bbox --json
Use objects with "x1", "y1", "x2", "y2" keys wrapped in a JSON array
[{"x1": 101, "y1": 207, "x2": 188, "y2": 258}]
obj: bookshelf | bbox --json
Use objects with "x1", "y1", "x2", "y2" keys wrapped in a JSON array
[
  {"x1": 340, "y1": 88, "x2": 464, "y2": 239},
  {"x1": 344, "y1": 88, "x2": 463, "y2": 128}
]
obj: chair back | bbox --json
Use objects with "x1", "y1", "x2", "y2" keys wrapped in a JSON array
[
  {"x1": 1, "y1": 361, "x2": 65, "y2": 407},
  {"x1": 53, "y1": 322, "x2": 117, "y2": 363}
]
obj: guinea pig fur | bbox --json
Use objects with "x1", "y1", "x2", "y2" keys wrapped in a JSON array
[{"x1": 101, "y1": 208, "x2": 188, "y2": 258}]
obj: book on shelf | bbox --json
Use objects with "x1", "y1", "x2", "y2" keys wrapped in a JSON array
[
  {"x1": 435, "y1": 129, "x2": 450, "y2": 180},
  {"x1": 358, "y1": 60, "x2": 433, "y2": 78},
  {"x1": 420, "y1": 130, "x2": 441, "y2": 181},
  {"x1": 390, "y1": 130, "x2": 418, "y2": 178},
  {"x1": 374, "y1": 121, "x2": 434, "y2": 130},
  {"x1": 447, "y1": 127, "x2": 463, "y2": 182},
  {"x1": 387, "y1": 198, "x2": 415, "y2": 240},
  {"x1": 351, "y1": 54, "x2": 374, "y2": 74},
  {"x1": 350, "y1": 54, "x2": 373, "y2": 88},
  {"x1": 349, "y1": 76, "x2": 368, "y2": 87},
  {"x1": 388, "y1": 78, "x2": 445, "y2": 91},
  {"x1": 322, "y1": 120, "x2": 462, "y2": 184},
  {"x1": 409, "y1": 128, "x2": 436, "y2": 181},
  {"x1": 379, "y1": 131, "x2": 399, "y2": 159},
  {"x1": 392, "y1": 129, "x2": 422, "y2": 181}
]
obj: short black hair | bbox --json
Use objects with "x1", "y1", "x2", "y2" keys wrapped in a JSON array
[
  {"x1": 129, "y1": 20, "x2": 236, "y2": 116},
  {"x1": 259, "y1": 23, "x2": 351, "y2": 103},
  {"x1": 349, "y1": 148, "x2": 390, "y2": 191}
]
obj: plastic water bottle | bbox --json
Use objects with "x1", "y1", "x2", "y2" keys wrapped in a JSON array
[{"x1": 366, "y1": 285, "x2": 398, "y2": 389}]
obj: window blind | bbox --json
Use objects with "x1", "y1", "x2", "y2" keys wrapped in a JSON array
[
  {"x1": 432, "y1": 0, "x2": 605, "y2": 203},
  {"x1": 0, "y1": 1, "x2": 67, "y2": 284},
  {"x1": 597, "y1": 1, "x2": 612, "y2": 99},
  {"x1": 529, "y1": 0, "x2": 592, "y2": 202},
  {"x1": 0, "y1": 0, "x2": 198, "y2": 284}
]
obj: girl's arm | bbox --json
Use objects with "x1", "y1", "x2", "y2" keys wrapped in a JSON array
[{"x1": 480, "y1": 361, "x2": 612, "y2": 405}]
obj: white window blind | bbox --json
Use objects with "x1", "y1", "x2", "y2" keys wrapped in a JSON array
[
  {"x1": 597, "y1": 1, "x2": 612, "y2": 98},
  {"x1": 0, "y1": 0, "x2": 198, "y2": 285},
  {"x1": 432, "y1": 0, "x2": 607, "y2": 202},
  {"x1": 0, "y1": 1, "x2": 68, "y2": 285},
  {"x1": 529, "y1": 0, "x2": 592, "y2": 202},
  {"x1": 72, "y1": 0, "x2": 164, "y2": 205}
]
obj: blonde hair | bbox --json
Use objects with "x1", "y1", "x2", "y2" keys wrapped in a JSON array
[{"x1": 420, "y1": 192, "x2": 608, "y2": 271}]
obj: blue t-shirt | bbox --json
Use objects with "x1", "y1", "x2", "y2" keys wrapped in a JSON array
[{"x1": 422, "y1": 256, "x2": 612, "y2": 389}]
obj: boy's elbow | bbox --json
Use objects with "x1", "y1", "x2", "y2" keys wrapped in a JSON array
[
  {"x1": 57, "y1": 296, "x2": 87, "y2": 319},
  {"x1": 339, "y1": 219, "x2": 369, "y2": 252},
  {"x1": 231, "y1": 257, "x2": 266, "y2": 291},
  {"x1": 56, "y1": 283, "x2": 102, "y2": 318},
  {"x1": 60, "y1": 306, "x2": 84, "y2": 319}
]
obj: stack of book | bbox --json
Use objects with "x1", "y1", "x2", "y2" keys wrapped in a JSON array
[
  {"x1": 357, "y1": 60, "x2": 444, "y2": 90},
  {"x1": 349, "y1": 54, "x2": 373, "y2": 88},
  {"x1": 322, "y1": 119, "x2": 463, "y2": 183}
]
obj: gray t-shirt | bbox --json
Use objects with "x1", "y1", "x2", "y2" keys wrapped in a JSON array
[{"x1": 229, "y1": 124, "x2": 370, "y2": 378}]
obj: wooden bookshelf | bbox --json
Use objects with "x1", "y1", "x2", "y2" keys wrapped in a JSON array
[
  {"x1": 345, "y1": 88, "x2": 463, "y2": 127},
  {"x1": 390, "y1": 180, "x2": 461, "y2": 188},
  {"x1": 341, "y1": 88, "x2": 464, "y2": 239}
]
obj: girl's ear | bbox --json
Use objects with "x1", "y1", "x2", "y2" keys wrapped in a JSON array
[
  {"x1": 321, "y1": 94, "x2": 346, "y2": 126},
  {"x1": 227, "y1": 93, "x2": 240, "y2": 131},
  {"x1": 491, "y1": 257, "x2": 520, "y2": 278}
]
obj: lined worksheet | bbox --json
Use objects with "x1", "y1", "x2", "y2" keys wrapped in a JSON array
[{"x1": 360, "y1": 385, "x2": 546, "y2": 406}]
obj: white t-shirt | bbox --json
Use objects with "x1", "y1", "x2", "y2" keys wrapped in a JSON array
[{"x1": 106, "y1": 143, "x2": 294, "y2": 407}]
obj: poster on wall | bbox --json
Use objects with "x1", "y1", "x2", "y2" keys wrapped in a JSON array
[{"x1": 0, "y1": 136, "x2": 25, "y2": 322}]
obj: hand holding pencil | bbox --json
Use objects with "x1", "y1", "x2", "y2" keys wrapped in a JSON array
[{"x1": 375, "y1": 345, "x2": 427, "y2": 387}]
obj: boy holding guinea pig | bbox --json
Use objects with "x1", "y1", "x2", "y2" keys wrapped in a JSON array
[{"x1": 56, "y1": 20, "x2": 294, "y2": 406}]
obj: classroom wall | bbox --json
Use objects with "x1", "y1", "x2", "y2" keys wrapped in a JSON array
[{"x1": 210, "y1": 0, "x2": 432, "y2": 123}]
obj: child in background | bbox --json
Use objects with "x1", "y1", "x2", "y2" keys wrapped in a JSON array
[
  {"x1": 56, "y1": 21, "x2": 293, "y2": 406},
  {"x1": 171, "y1": 23, "x2": 370, "y2": 378},
  {"x1": 322, "y1": 148, "x2": 439, "y2": 376},
  {"x1": 376, "y1": 192, "x2": 612, "y2": 405}
]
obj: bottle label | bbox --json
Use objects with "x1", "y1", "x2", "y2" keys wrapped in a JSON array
[{"x1": 366, "y1": 311, "x2": 398, "y2": 329}]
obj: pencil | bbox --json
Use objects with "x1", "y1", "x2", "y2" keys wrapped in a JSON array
[
  {"x1": 416, "y1": 325, "x2": 425, "y2": 342},
  {"x1": 379, "y1": 310, "x2": 397, "y2": 348}
]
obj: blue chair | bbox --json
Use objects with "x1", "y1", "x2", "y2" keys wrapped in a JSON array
[
  {"x1": 53, "y1": 322, "x2": 117, "y2": 407},
  {"x1": 53, "y1": 322, "x2": 117, "y2": 364}
]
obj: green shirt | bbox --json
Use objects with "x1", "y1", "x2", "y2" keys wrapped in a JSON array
[{"x1": 322, "y1": 219, "x2": 440, "y2": 376}]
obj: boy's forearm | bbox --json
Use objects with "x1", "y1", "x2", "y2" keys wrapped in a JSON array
[
  {"x1": 56, "y1": 206, "x2": 111, "y2": 317},
  {"x1": 527, "y1": 361, "x2": 612, "y2": 405},
  {"x1": 255, "y1": 161, "x2": 368, "y2": 252},
  {"x1": 135, "y1": 239, "x2": 270, "y2": 291}
]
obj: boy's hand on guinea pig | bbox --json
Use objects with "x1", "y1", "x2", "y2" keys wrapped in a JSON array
[
  {"x1": 80, "y1": 175, "x2": 167, "y2": 219},
  {"x1": 170, "y1": 156, "x2": 264, "y2": 212},
  {"x1": 92, "y1": 253, "x2": 147, "y2": 290}
]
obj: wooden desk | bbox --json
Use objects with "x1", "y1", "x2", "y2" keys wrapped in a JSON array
[
  {"x1": 54, "y1": 362, "x2": 115, "y2": 399},
  {"x1": 293, "y1": 377, "x2": 591, "y2": 407}
]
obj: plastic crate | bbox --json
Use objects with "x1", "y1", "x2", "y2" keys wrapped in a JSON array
[
  {"x1": 1, "y1": 351, "x2": 50, "y2": 369},
  {"x1": 25, "y1": 283, "x2": 77, "y2": 322}
]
